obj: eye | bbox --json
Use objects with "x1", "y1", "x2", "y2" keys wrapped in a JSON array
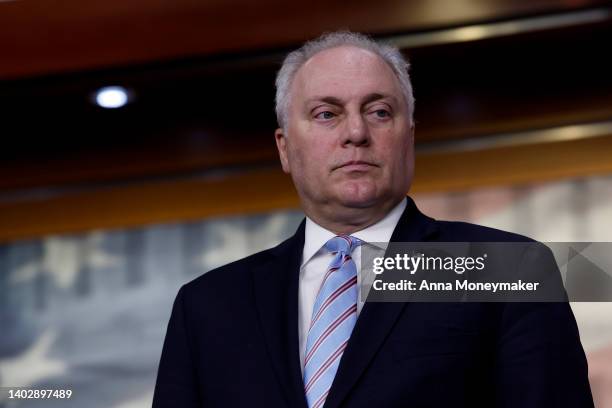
[
  {"x1": 315, "y1": 111, "x2": 336, "y2": 120},
  {"x1": 374, "y1": 109, "x2": 391, "y2": 118}
]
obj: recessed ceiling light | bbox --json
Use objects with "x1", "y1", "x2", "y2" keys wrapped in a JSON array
[{"x1": 94, "y1": 86, "x2": 131, "y2": 109}]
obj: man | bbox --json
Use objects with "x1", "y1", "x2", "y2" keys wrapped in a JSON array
[{"x1": 153, "y1": 31, "x2": 593, "y2": 407}]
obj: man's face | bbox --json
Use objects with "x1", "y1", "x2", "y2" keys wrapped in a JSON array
[{"x1": 275, "y1": 45, "x2": 414, "y2": 218}]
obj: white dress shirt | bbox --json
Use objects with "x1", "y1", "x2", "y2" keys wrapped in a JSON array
[{"x1": 298, "y1": 198, "x2": 407, "y2": 371}]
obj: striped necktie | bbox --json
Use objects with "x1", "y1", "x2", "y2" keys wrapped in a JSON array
[{"x1": 303, "y1": 235, "x2": 362, "y2": 408}]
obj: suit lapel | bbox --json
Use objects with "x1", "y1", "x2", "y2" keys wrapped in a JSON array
[
  {"x1": 252, "y1": 220, "x2": 309, "y2": 408},
  {"x1": 323, "y1": 196, "x2": 439, "y2": 408}
]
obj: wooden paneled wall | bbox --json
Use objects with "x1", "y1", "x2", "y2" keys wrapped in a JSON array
[{"x1": 2, "y1": 133, "x2": 611, "y2": 243}]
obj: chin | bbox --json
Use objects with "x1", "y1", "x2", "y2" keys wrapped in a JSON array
[{"x1": 336, "y1": 181, "x2": 380, "y2": 208}]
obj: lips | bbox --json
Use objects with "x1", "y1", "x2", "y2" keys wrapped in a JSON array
[{"x1": 334, "y1": 160, "x2": 377, "y2": 171}]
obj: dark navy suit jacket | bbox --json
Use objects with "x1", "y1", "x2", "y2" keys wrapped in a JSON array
[{"x1": 153, "y1": 197, "x2": 593, "y2": 407}]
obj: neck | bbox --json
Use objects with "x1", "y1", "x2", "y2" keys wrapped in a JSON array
[{"x1": 303, "y1": 197, "x2": 404, "y2": 235}]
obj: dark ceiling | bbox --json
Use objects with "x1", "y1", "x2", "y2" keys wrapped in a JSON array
[
  {"x1": 2, "y1": 0, "x2": 608, "y2": 79},
  {"x1": 1, "y1": 0, "x2": 612, "y2": 194}
]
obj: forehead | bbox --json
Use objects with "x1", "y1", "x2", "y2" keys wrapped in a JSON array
[{"x1": 291, "y1": 45, "x2": 402, "y2": 103}]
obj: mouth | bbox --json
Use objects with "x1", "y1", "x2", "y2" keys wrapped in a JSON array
[{"x1": 333, "y1": 160, "x2": 378, "y2": 171}]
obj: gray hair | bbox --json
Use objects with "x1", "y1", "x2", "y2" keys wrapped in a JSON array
[{"x1": 274, "y1": 31, "x2": 415, "y2": 130}]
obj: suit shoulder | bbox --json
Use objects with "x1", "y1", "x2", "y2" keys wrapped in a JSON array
[
  {"x1": 183, "y1": 248, "x2": 272, "y2": 292},
  {"x1": 435, "y1": 219, "x2": 535, "y2": 243},
  {"x1": 181, "y1": 236, "x2": 293, "y2": 295}
]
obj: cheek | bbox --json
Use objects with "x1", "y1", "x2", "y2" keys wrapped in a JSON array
[
  {"x1": 287, "y1": 143, "x2": 325, "y2": 177},
  {"x1": 381, "y1": 136, "x2": 412, "y2": 172},
  {"x1": 380, "y1": 132, "x2": 406, "y2": 155},
  {"x1": 295, "y1": 141, "x2": 332, "y2": 165}
]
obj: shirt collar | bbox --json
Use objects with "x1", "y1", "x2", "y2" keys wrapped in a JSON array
[{"x1": 302, "y1": 197, "x2": 407, "y2": 266}]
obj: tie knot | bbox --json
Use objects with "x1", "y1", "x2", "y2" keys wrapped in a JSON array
[{"x1": 324, "y1": 235, "x2": 362, "y2": 255}]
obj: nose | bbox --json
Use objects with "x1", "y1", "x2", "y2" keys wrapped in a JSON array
[{"x1": 342, "y1": 112, "x2": 370, "y2": 147}]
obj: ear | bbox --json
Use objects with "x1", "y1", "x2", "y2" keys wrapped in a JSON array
[{"x1": 274, "y1": 128, "x2": 291, "y2": 174}]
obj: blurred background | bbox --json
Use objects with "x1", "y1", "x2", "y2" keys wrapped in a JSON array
[{"x1": 1, "y1": 0, "x2": 612, "y2": 406}]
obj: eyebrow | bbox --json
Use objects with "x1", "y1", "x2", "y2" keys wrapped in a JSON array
[
  {"x1": 306, "y1": 93, "x2": 397, "y2": 107},
  {"x1": 362, "y1": 93, "x2": 396, "y2": 105}
]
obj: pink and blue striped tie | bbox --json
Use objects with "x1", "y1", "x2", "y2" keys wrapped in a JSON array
[{"x1": 303, "y1": 235, "x2": 362, "y2": 408}]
